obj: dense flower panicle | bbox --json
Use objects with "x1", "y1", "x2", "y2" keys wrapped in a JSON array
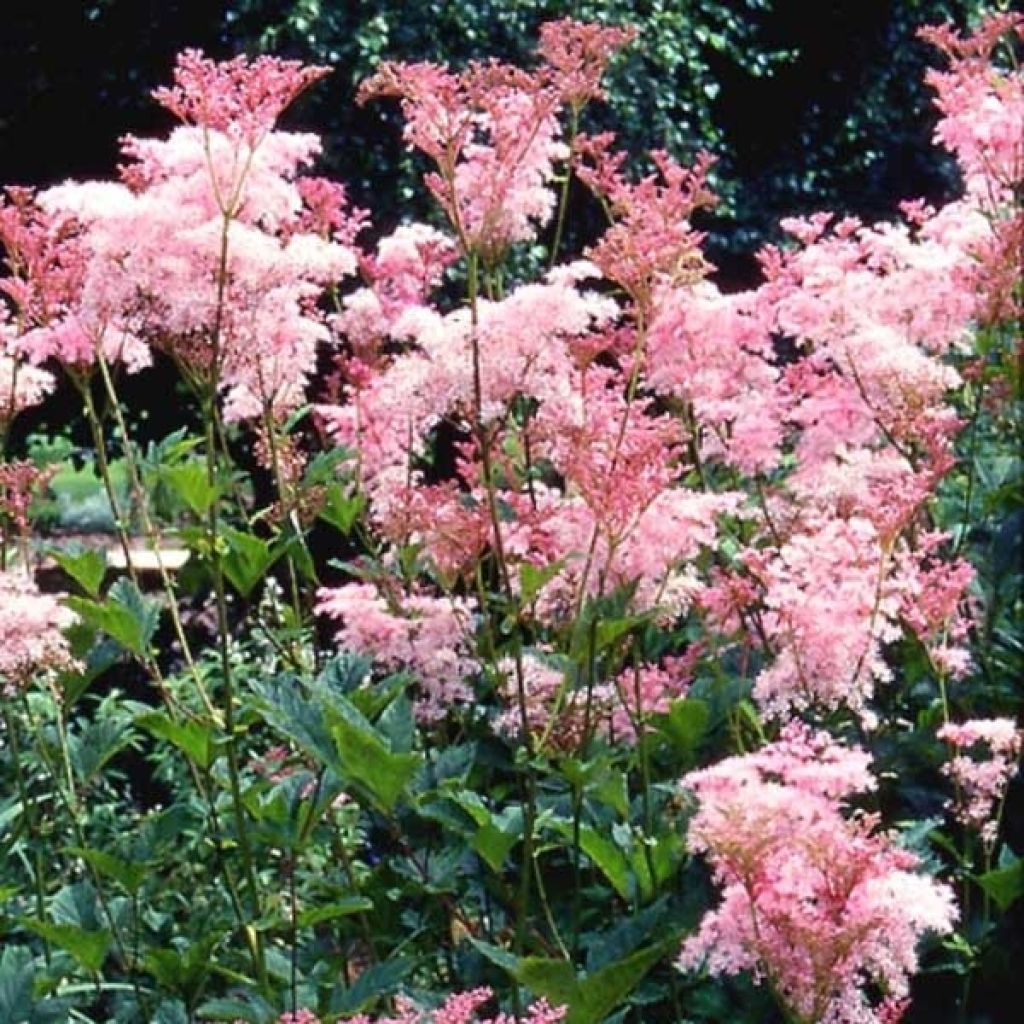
[
  {"x1": 575, "y1": 136, "x2": 715, "y2": 311},
  {"x1": 892, "y1": 534, "x2": 974, "y2": 677},
  {"x1": 318, "y1": 271, "x2": 615, "y2": 526},
  {"x1": 336, "y1": 987, "x2": 564, "y2": 1024},
  {"x1": 744, "y1": 515, "x2": 900, "y2": 719},
  {"x1": 0, "y1": 570, "x2": 78, "y2": 695},
  {"x1": 0, "y1": 460, "x2": 52, "y2": 539},
  {"x1": 37, "y1": 119, "x2": 356, "y2": 418},
  {"x1": 679, "y1": 724, "x2": 957, "y2": 1024},
  {"x1": 316, "y1": 582, "x2": 479, "y2": 722},
  {"x1": 537, "y1": 18, "x2": 636, "y2": 106},
  {"x1": 920, "y1": 13, "x2": 1024, "y2": 195},
  {"x1": 358, "y1": 60, "x2": 471, "y2": 165},
  {"x1": 153, "y1": 49, "x2": 329, "y2": 145},
  {"x1": 0, "y1": 187, "x2": 85, "y2": 328},
  {"x1": 295, "y1": 177, "x2": 370, "y2": 244},
  {"x1": 0, "y1": 351, "x2": 54, "y2": 425},
  {"x1": 937, "y1": 718, "x2": 1022, "y2": 846},
  {"x1": 360, "y1": 58, "x2": 566, "y2": 259},
  {"x1": 647, "y1": 281, "x2": 782, "y2": 473}
]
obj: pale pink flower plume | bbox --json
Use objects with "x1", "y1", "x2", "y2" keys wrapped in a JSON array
[
  {"x1": 679, "y1": 723, "x2": 957, "y2": 1024},
  {"x1": 0, "y1": 570, "x2": 78, "y2": 695},
  {"x1": 0, "y1": 351, "x2": 54, "y2": 425},
  {"x1": 36, "y1": 63, "x2": 358, "y2": 421},
  {"x1": 341, "y1": 986, "x2": 564, "y2": 1024},
  {"x1": 359, "y1": 59, "x2": 566, "y2": 260},
  {"x1": 316, "y1": 582, "x2": 478, "y2": 723},
  {"x1": 920, "y1": 13, "x2": 1024, "y2": 196},
  {"x1": 745, "y1": 515, "x2": 900, "y2": 719}
]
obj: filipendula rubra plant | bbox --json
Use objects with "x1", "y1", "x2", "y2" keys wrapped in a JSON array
[{"x1": 0, "y1": 10, "x2": 1021, "y2": 1024}]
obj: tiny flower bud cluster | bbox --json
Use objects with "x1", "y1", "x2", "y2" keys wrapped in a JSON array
[{"x1": 937, "y1": 718, "x2": 1022, "y2": 847}]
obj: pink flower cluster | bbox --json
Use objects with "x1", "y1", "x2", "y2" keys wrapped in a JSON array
[
  {"x1": 359, "y1": 20, "x2": 633, "y2": 262},
  {"x1": 937, "y1": 718, "x2": 1022, "y2": 847},
  {"x1": 316, "y1": 582, "x2": 479, "y2": 723},
  {"x1": 0, "y1": 349, "x2": 53, "y2": 427},
  {"x1": 270, "y1": 989, "x2": 564, "y2": 1024},
  {"x1": 3, "y1": 52, "x2": 360, "y2": 424},
  {"x1": 0, "y1": 459, "x2": 53, "y2": 541},
  {"x1": 494, "y1": 651, "x2": 694, "y2": 751},
  {"x1": 678, "y1": 724, "x2": 957, "y2": 1024},
  {"x1": 0, "y1": 570, "x2": 77, "y2": 695},
  {"x1": 152, "y1": 49, "x2": 330, "y2": 145}
]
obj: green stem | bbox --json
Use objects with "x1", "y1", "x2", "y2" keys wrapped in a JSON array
[
  {"x1": 548, "y1": 105, "x2": 580, "y2": 271},
  {"x1": 2, "y1": 703, "x2": 51, "y2": 961},
  {"x1": 81, "y1": 364, "x2": 218, "y2": 719},
  {"x1": 20, "y1": 694, "x2": 150, "y2": 1014},
  {"x1": 203, "y1": 402, "x2": 266, "y2": 975}
]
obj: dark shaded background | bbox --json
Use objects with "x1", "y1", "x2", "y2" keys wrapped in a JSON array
[{"x1": 1, "y1": 0, "x2": 982, "y2": 262}]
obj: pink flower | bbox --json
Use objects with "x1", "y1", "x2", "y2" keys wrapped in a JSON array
[
  {"x1": 316, "y1": 582, "x2": 478, "y2": 723},
  {"x1": 359, "y1": 58, "x2": 567, "y2": 260},
  {"x1": 537, "y1": 19, "x2": 636, "y2": 107},
  {"x1": 0, "y1": 570, "x2": 78, "y2": 695},
  {"x1": 679, "y1": 724, "x2": 957, "y2": 1024},
  {"x1": 341, "y1": 987, "x2": 564, "y2": 1024},
  {"x1": 747, "y1": 515, "x2": 900, "y2": 719},
  {"x1": 153, "y1": 49, "x2": 329, "y2": 145},
  {"x1": 937, "y1": 718, "x2": 1022, "y2": 847},
  {"x1": 575, "y1": 136, "x2": 715, "y2": 313}
]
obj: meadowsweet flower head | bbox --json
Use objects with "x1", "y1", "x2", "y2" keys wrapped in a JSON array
[
  {"x1": 0, "y1": 351, "x2": 54, "y2": 426},
  {"x1": 316, "y1": 582, "x2": 478, "y2": 723},
  {"x1": 937, "y1": 718, "x2": 1022, "y2": 847},
  {"x1": 575, "y1": 137, "x2": 715, "y2": 313},
  {"x1": 0, "y1": 570, "x2": 77, "y2": 695},
  {"x1": 920, "y1": 13, "x2": 1024, "y2": 195},
  {"x1": 679, "y1": 724, "x2": 956, "y2": 1024},
  {"x1": 537, "y1": 18, "x2": 636, "y2": 107},
  {"x1": 360, "y1": 58, "x2": 566, "y2": 261},
  {"x1": 0, "y1": 460, "x2": 53, "y2": 541},
  {"x1": 153, "y1": 49, "x2": 329, "y2": 145}
]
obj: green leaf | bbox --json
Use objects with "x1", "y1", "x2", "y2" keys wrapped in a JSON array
[
  {"x1": 319, "y1": 482, "x2": 366, "y2": 535},
  {"x1": 976, "y1": 857, "x2": 1024, "y2": 912},
  {"x1": 136, "y1": 711, "x2": 214, "y2": 769},
  {"x1": 66, "y1": 578, "x2": 159, "y2": 657},
  {"x1": 297, "y1": 898, "x2": 373, "y2": 928},
  {"x1": 569, "y1": 941, "x2": 668, "y2": 1024},
  {"x1": 518, "y1": 561, "x2": 564, "y2": 605},
  {"x1": 470, "y1": 939, "x2": 670, "y2": 1024},
  {"x1": 48, "y1": 547, "x2": 106, "y2": 597},
  {"x1": 329, "y1": 702, "x2": 421, "y2": 812},
  {"x1": 159, "y1": 462, "x2": 219, "y2": 517},
  {"x1": 330, "y1": 957, "x2": 414, "y2": 1015},
  {"x1": 516, "y1": 958, "x2": 579, "y2": 1007},
  {"x1": 551, "y1": 820, "x2": 632, "y2": 902},
  {"x1": 659, "y1": 698, "x2": 710, "y2": 756},
  {"x1": 251, "y1": 676, "x2": 338, "y2": 770},
  {"x1": 0, "y1": 946, "x2": 34, "y2": 1024},
  {"x1": 195, "y1": 996, "x2": 273, "y2": 1024},
  {"x1": 64, "y1": 847, "x2": 148, "y2": 893},
  {"x1": 221, "y1": 527, "x2": 280, "y2": 599},
  {"x1": 472, "y1": 823, "x2": 521, "y2": 874},
  {"x1": 20, "y1": 921, "x2": 110, "y2": 972}
]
